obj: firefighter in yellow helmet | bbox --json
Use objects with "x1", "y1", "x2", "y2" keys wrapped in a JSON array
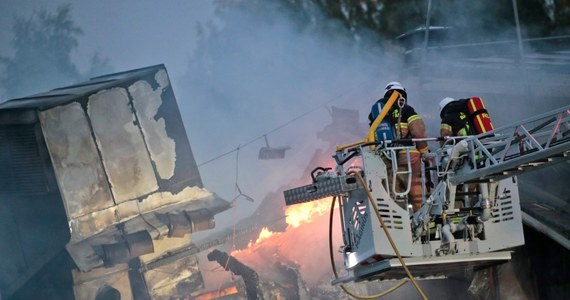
[{"x1": 368, "y1": 82, "x2": 429, "y2": 212}]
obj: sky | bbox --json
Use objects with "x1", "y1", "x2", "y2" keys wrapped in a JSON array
[{"x1": 0, "y1": 0, "x2": 215, "y2": 78}]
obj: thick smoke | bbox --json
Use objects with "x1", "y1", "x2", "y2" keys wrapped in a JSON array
[
  {"x1": 178, "y1": 1, "x2": 569, "y2": 298},
  {"x1": 176, "y1": 0, "x2": 570, "y2": 232},
  {"x1": 178, "y1": 1, "x2": 402, "y2": 229},
  {"x1": 1, "y1": 1, "x2": 568, "y2": 298},
  {"x1": 2, "y1": 2, "x2": 567, "y2": 230}
]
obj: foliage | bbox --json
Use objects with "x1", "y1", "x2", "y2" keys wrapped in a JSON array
[
  {"x1": 299, "y1": 0, "x2": 557, "y2": 42},
  {"x1": 0, "y1": 4, "x2": 82, "y2": 99}
]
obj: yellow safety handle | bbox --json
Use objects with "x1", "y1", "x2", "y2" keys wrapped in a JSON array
[{"x1": 336, "y1": 90, "x2": 401, "y2": 151}]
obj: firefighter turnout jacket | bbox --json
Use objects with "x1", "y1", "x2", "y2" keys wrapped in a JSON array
[
  {"x1": 440, "y1": 101, "x2": 473, "y2": 137},
  {"x1": 368, "y1": 96, "x2": 428, "y2": 212},
  {"x1": 368, "y1": 97, "x2": 429, "y2": 155}
]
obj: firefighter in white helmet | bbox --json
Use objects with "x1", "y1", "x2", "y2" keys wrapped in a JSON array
[
  {"x1": 368, "y1": 81, "x2": 429, "y2": 212},
  {"x1": 439, "y1": 97, "x2": 475, "y2": 144}
]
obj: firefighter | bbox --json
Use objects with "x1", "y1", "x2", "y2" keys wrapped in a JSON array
[
  {"x1": 368, "y1": 81, "x2": 429, "y2": 212},
  {"x1": 439, "y1": 97, "x2": 489, "y2": 208},
  {"x1": 438, "y1": 97, "x2": 474, "y2": 142}
]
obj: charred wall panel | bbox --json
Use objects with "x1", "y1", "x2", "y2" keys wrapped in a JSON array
[
  {"x1": 143, "y1": 255, "x2": 204, "y2": 299},
  {"x1": 39, "y1": 66, "x2": 207, "y2": 243},
  {"x1": 0, "y1": 142, "x2": 69, "y2": 298},
  {"x1": 39, "y1": 102, "x2": 115, "y2": 219},
  {"x1": 129, "y1": 69, "x2": 176, "y2": 181},
  {"x1": 128, "y1": 68, "x2": 203, "y2": 191},
  {"x1": 0, "y1": 113, "x2": 70, "y2": 298},
  {"x1": 0, "y1": 125, "x2": 48, "y2": 195},
  {"x1": 87, "y1": 87, "x2": 159, "y2": 202},
  {"x1": 72, "y1": 264, "x2": 133, "y2": 300}
]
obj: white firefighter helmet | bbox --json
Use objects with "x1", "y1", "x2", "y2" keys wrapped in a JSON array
[
  {"x1": 439, "y1": 97, "x2": 456, "y2": 115},
  {"x1": 384, "y1": 81, "x2": 407, "y2": 100}
]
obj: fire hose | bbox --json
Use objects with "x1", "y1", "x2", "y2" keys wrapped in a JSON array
[{"x1": 328, "y1": 173, "x2": 428, "y2": 300}]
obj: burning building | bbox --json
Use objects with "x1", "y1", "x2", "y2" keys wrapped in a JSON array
[{"x1": 0, "y1": 65, "x2": 230, "y2": 299}]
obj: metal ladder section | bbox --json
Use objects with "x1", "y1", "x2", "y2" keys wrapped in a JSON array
[
  {"x1": 385, "y1": 147, "x2": 413, "y2": 198},
  {"x1": 450, "y1": 105, "x2": 570, "y2": 185}
]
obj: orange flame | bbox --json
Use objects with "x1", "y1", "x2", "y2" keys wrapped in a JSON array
[
  {"x1": 236, "y1": 197, "x2": 334, "y2": 255},
  {"x1": 245, "y1": 227, "x2": 280, "y2": 248},
  {"x1": 256, "y1": 227, "x2": 278, "y2": 243},
  {"x1": 285, "y1": 197, "x2": 331, "y2": 228},
  {"x1": 195, "y1": 285, "x2": 239, "y2": 300},
  {"x1": 232, "y1": 202, "x2": 342, "y2": 288}
]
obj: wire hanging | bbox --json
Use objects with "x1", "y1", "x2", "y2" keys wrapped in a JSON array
[{"x1": 229, "y1": 145, "x2": 255, "y2": 204}]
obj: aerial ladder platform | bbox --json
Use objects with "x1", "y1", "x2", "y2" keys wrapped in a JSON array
[{"x1": 283, "y1": 92, "x2": 570, "y2": 284}]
